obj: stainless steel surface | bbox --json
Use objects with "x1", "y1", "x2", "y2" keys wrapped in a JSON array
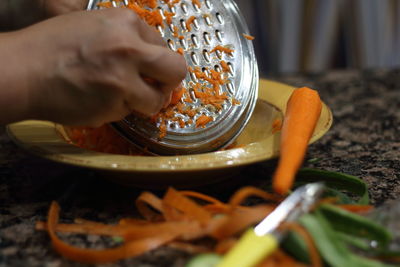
[
  {"x1": 87, "y1": 0, "x2": 258, "y2": 155},
  {"x1": 254, "y1": 183, "x2": 325, "y2": 236}
]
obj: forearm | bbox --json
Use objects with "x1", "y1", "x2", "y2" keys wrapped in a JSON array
[{"x1": 0, "y1": 32, "x2": 36, "y2": 124}]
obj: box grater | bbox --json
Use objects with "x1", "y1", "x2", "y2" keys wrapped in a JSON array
[{"x1": 87, "y1": 0, "x2": 259, "y2": 155}]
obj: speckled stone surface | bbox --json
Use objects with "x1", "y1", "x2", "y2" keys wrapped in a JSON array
[{"x1": 1, "y1": 69, "x2": 399, "y2": 266}]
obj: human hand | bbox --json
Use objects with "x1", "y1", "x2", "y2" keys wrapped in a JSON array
[{"x1": 2, "y1": 8, "x2": 187, "y2": 126}]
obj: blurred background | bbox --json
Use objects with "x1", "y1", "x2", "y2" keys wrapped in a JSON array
[{"x1": 234, "y1": 0, "x2": 400, "y2": 76}]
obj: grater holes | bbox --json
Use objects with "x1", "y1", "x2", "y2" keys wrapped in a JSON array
[
  {"x1": 190, "y1": 71, "x2": 198, "y2": 83},
  {"x1": 158, "y1": 7, "x2": 165, "y2": 19},
  {"x1": 203, "y1": 32, "x2": 211, "y2": 45},
  {"x1": 181, "y1": 2, "x2": 188, "y2": 14},
  {"x1": 214, "y1": 65, "x2": 222, "y2": 72},
  {"x1": 157, "y1": 25, "x2": 165, "y2": 37},
  {"x1": 189, "y1": 88, "x2": 197, "y2": 102},
  {"x1": 215, "y1": 50, "x2": 223, "y2": 59},
  {"x1": 203, "y1": 49, "x2": 211, "y2": 62},
  {"x1": 169, "y1": 23, "x2": 175, "y2": 33},
  {"x1": 204, "y1": 14, "x2": 212, "y2": 26},
  {"x1": 192, "y1": 1, "x2": 201, "y2": 12},
  {"x1": 216, "y1": 12, "x2": 224, "y2": 24},
  {"x1": 180, "y1": 38, "x2": 188, "y2": 50},
  {"x1": 123, "y1": 0, "x2": 128, "y2": 5},
  {"x1": 167, "y1": 39, "x2": 175, "y2": 50},
  {"x1": 169, "y1": 5, "x2": 176, "y2": 13},
  {"x1": 202, "y1": 67, "x2": 210, "y2": 77},
  {"x1": 191, "y1": 34, "x2": 199, "y2": 48},
  {"x1": 180, "y1": 19, "x2": 188, "y2": 31},
  {"x1": 205, "y1": 0, "x2": 212, "y2": 9},
  {"x1": 190, "y1": 52, "x2": 199, "y2": 65},
  {"x1": 215, "y1": 30, "x2": 223, "y2": 42},
  {"x1": 192, "y1": 18, "x2": 200, "y2": 31},
  {"x1": 226, "y1": 81, "x2": 235, "y2": 94},
  {"x1": 111, "y1": 0, "x2": 117, "y2": 7},
  {"x1": 227, "y1": 62, "x2": 234, "y2": 74}
]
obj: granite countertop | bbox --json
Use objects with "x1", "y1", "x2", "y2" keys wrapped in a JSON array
[{"x1": 1, "y1": 69, "x2": 399, "y2": 266}]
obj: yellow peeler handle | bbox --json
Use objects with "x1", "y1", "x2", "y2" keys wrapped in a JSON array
[{"x1": 216, "y1": 229, "x2": 278, "y2": 267}]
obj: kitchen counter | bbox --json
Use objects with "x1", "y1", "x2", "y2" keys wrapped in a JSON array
[{"x1": 1, "y1": 69, "x2": 399, "y2": 266}]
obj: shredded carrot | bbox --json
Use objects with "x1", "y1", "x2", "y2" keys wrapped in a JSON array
[
  {"x1": 272, "y1": 118, "x2": 282, "y2": 134},
  {"x1": 186, "y1": 16, "x2": 196, "y2": 31},
  {"x1": 210, "y1": 45, "x2": 234, "y2": 55},
  {"x1": 220, "y1": 60, "x2": 231, "y2": 73},
  {"x1": 163, "y1": 10, "x2": 175, "y2": 25},
  {"x1": 97, "y1": 2, "x2": 113, "y2": 8},
  {"x1": 272, "y1": 87, "x2": 322, "y2": 195},
  {"x1": 192, "y1": 0, "x2": 201, "y2": 8},
  {"x1": 336, "y1": 204, "x2": 374, "y2": 213},
  {"x1": 243, "y1": 33, "x2": 255, "y2": 40},
  {"x1": 176, "y1": 47, "x2": 184, "y2": 55},
  {"x1": 195, "y1": 114, "x2": 213, "y2": 128}
]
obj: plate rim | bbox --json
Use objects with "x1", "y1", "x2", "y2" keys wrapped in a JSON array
[{"x1": 6, "y1": 79, "x2": 333, "y2": 173}]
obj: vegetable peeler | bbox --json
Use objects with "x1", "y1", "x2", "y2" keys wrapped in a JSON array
[
  {"x1": 87, "y1": 0, "x2": 258, "y2": 155},
  {"x1": 217, "y1": 183, "x2": 325, "y2": 267}
]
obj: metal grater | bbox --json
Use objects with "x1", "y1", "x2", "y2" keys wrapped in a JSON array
[{"x1": 87, "y1": 0, "x2": 258, "y2": 155}]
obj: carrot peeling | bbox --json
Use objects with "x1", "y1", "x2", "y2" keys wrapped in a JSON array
[{"x1": 272, "y1": 87, "x2": 322, "y2": 195}]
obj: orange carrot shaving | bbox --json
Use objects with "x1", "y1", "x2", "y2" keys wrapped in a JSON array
[
  {"x1": 45, "y1": 201, "x2": 180, "y2": 264},
  {"x1": 163, "y1": 10, "x2": 175, "y2": 25},
  {"x1": 192, "y1": 0, "x2": 201, "y2": 8},
  {"x1": 336, "y1": 204, "x2": 374, "y2": 213},
  {"x1": 97, "y1": 2, "x2": 113, "y2": 8},
  {"x1": 210, "y1": 45, "x2": 234, "y2": 55},
  {"x1": 37, "y1": 186, "x2": 325, "y2": 265},
  {"x1": 176, "y1": 47, "x2": 184, "y2": 55},
  {"x1": 186, "y1": 16, "x2": 196, "y2": 31},
  {"x1": 195, "y1": 114, "x2": 213, "y2": 128},
  {"x1": 243, "y1": 33, "x2": 255, "y2": 40},
  {"x1": 220, "y1": 60, "x2": 231, "y2": 73},
  {"x1": 272, "y1": 87, "x2": 322, "y2": 194},
  {"x1": 272, "y1": 118, "x2": 282, "y2": 134}
]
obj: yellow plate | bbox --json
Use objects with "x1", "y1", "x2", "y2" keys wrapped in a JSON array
[{"x1": 7, "y1": 80, "x2": 332, "y2": 188}]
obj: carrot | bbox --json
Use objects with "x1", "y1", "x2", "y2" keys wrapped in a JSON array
[
  {"x1": 243, "y1": 33, "x2": 255, "y2": 40},
  {"x1": 195, "y1": 114, "x2": 213, "y2": 128},
  {"x1": 272, "y1": 87, "x2": 322, "y2": 195}
]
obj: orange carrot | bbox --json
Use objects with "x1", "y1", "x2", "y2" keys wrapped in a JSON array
[
  {"x1": 195, "y1": 114, "x2": 213, "y2": 128},
  {"x1": 243, "y1": 33, "x2": 255, "y2": 40},
  {"x1": 272, "y1": 87, "x2": 322, "y2": 194}
]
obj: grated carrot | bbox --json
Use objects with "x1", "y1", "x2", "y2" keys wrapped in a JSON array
[
  {"x1": 243, "y1": 33, "x2": 255, "y2": 40},
  {"x1": 186, "y1": 16, "x2": 196, "y2": 31},
  {"x1": 196, "y1": 114, "x2": 213, "y2": 128}
]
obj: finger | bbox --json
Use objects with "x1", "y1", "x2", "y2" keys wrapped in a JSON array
[
  {"x1": 138, "y1": 44, "x2": 187, "y2": 93},
  {"x1": 124, "y1": 73, "x2": 167, "y2": 116},
  {"x1": 135, "y1": 18, "x2": 166, "y2": 47}
]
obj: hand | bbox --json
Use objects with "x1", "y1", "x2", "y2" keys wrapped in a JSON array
[{"x1": 0, "y1": 8, "x2": 187, "y2": 126}]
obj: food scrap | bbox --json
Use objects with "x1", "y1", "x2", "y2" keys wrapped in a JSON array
[
  {"x1": 243, "y1": 33, "x2": 255, "y2": 40},
  {"x1": 36, "y1": 173, "x2": 394, "y2": 266}
]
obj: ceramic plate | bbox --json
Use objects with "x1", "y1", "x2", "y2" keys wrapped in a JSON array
[{"x1": 7, "y1": 80, "x2": 332, "y2": 188}]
